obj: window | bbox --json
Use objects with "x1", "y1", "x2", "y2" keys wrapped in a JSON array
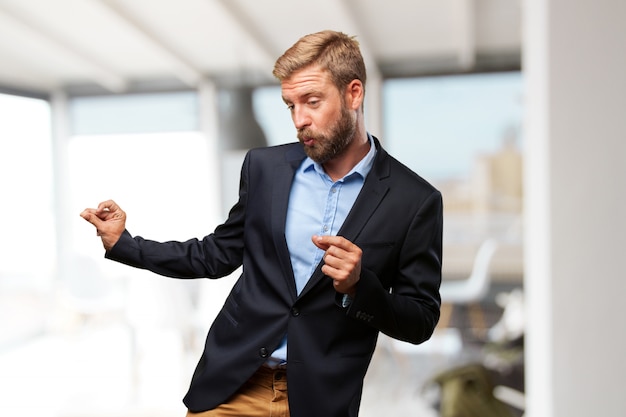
[
  {"x1": 0, "y1": 93, "x2": 54, "y2": 346},
  {"x1": 384, "y1": 72, "x2": 524, "y2": 280}
]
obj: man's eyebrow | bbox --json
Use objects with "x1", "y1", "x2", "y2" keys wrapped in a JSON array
[
  {"x1": 301, "y1": 89, "x2": 321, "y2": 98},
  {"x1": 282, "y1": 89, "x2": 322, "y2": 103}
]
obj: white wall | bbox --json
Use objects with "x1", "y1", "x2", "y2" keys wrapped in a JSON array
[{"x1": 524, "y1": 1, "x2": 626, "y2": 416}]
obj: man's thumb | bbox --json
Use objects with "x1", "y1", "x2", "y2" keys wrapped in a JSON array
[{"x1": 80, "y1": 210, "x2": 102, "y2": 228}]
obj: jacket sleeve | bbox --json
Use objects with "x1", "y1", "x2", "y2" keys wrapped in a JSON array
[{"x1": 343, "y1": 190, "x2": 443, "y2": 345}]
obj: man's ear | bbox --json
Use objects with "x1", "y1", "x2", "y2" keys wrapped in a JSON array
[{"x1": 345, "y1": 79, "x2": 364, "y2": 110}]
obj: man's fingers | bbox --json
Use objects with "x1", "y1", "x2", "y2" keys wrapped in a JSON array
[
  {"x1": 80, "y1": 208, "x2": 103, "y2": 228},
  {"x1": 80, "y1": 200, "x2": 123, "y2": 228},
  {"x1": 95, "y1": 200, "x2": 120, "y2": 219},
  {"x1": 80, "y1": 200, "x2": 126, "y2": 252},
  {"x1": 312, "y1": 235, "x2": 329, "y2": 250},
  {"x1": 323, "y1": 247, "x2": 349, "y2": 267},
  {"x1": 313, "y1": 235, "x2": 361, "y2": 258},
  {"x1": 97, "y1": 199, "x2": 118, "y2": 212},
  {"x1": 312, "y1": 235, "x2": 362, "y2": 295},
  {"x1": 80, "y1": 208, "x2": 95, "y2": 219},
  {"x1": 312, "y1": 234, "x2": 356, "y2": 251},
  {"x1": 80, "y1": 208, "x2": 97, "y2": 223}
]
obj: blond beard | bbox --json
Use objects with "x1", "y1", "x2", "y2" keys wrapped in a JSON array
[{"x1": 298, "y1": 104, "x2": 357, "y2": 164}]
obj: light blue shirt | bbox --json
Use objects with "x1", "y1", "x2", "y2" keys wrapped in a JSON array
[{"x1": 268, "y1": 135, "x2": 377, "y2": 365}]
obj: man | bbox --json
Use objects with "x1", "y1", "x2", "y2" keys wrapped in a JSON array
[{"x1": 81, "y1": 30, "x2": 442, "y2": 417}]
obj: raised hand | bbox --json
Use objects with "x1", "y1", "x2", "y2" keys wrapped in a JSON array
[
  {"x1": 312, "y1": 234, "x2": 362, "y2": 297},
  {"x1": 80, "y1": 199, "x2": 127, "y2": 251}
]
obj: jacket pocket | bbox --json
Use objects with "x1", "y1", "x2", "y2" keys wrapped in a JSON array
[{"x1": 220, "y1": 296, "x2": 240, "y2": 327}]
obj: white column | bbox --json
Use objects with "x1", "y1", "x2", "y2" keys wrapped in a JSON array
[
  {"x1": 365, "y1": 72, "x2": 383, "y2": 140},
  {"x1": 50, "y1": 90, "x2": 72, "y2": 283},
  {"x1": 197, "y1": 79, "x2": 225, "y2": 225},
  {"x1": 523, "y1": 1, "x2": 626, "y2": 416}
]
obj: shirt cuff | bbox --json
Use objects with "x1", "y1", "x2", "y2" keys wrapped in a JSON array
[{"x1": 341, "y1": 293, "x2": 353, "y2": 308}]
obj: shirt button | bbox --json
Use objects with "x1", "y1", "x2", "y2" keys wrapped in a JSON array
[
  {"x1": 259, "y1": 347, "x2": 269, "y2": 358},
  {"x1": 323, "y1": 225, "x2": 329, "y2": 232}
]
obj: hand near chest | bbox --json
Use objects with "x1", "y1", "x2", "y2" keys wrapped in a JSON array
[{"x1": 312, "y1": 234, "x2": 361, "y2": 297}]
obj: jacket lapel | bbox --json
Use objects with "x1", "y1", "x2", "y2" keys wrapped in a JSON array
[
  {"x1": 271, "y1": 144, "x2": 307, "y2": 301},
  {"x1": 299, "y1": 138, "x2": 391, "y2": 298}
]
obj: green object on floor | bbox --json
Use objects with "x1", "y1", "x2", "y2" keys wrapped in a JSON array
[{"x1": 432, "y1": 363, "x2": 515, "y2": 417}]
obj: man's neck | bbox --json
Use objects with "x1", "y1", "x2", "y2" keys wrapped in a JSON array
[{"x1": 323, "y1": 130, "x2": 370, "y2": 182}]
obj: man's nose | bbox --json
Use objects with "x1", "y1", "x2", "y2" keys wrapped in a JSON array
[{"x1": 292, "y1": 107, "x2": 311, "y2": 130}]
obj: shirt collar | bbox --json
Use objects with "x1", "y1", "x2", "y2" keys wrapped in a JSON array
[{"x1": 301, "y1": 133, "x2": 377, "y2": 181}]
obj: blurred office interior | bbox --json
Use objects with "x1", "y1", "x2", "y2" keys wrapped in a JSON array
[{"x1": 0, "y1": 1, "x2": 624, "y2": 416}]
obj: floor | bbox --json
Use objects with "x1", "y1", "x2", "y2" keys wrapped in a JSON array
[{"x1": 0, "y1": 284, "x2": 523, "y2": 417}]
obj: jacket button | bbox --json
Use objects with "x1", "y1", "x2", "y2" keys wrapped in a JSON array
[
  {"x1": 291, "y1": 308, "x2": 300, "y2": 317},
  {"x1": 259, "y1": 347, "x2": 269, "y2": 358}
]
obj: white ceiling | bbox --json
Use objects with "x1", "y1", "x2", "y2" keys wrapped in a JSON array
[{"x1": 0, "y1": 0, "x2": 521, "y2": 97}]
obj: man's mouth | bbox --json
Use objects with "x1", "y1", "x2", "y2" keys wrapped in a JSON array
[{"x1": 298, "y1": 132, "x2": 316, "y2": 146}]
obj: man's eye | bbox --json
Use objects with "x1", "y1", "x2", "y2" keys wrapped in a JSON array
[
  {"x1": 308, "y1": 100, "x2": 320, "y2": 107},
  {"x1": 286, "y1": 104, "x2": 294, "y2": 111}
]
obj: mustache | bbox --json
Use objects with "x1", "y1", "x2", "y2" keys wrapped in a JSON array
[{"x1": 297, "y1": 129, "x2": 319, "y2": 141}]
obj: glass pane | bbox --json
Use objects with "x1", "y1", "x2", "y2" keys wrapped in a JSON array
[
  {"x1": 0, "y1": 93, "x2": 54, "y2": 347},
  {"x1": 253, "y1": 86, "x2": 297, "y2": 146},
  {"x1": 70, "y1": 92, "x2": 198, "y2": 135},
  {"x1": 384, "y1": 72, "x2": 524, "y2": 281}
]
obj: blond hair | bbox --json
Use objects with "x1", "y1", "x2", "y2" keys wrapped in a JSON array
[{"x1": 273, "y1": 30, "x2": 367, "y2": 95}]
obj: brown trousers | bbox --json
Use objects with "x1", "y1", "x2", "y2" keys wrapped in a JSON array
[{"x1": 186, "y1": 366, "x2": 289, "y2": 417}]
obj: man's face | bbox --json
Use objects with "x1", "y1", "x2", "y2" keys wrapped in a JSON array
[{"x1": 281, "y1": 66, "x2": 356, "y2": 164}]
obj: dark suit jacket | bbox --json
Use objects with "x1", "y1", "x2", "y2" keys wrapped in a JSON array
[{"x1": 106, "y1": 137, "x2": 443, "y2": 417}]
